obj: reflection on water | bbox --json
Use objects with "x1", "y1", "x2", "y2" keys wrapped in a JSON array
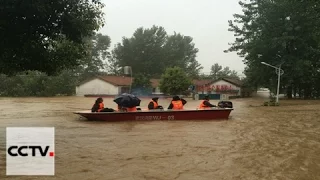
[{"x1": 0, "y1": 97, "x2": 320, "y2": 179}]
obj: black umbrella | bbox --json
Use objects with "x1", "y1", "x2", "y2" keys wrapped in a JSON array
[{"x1": 113, "y1": 93, "x2": 141, "y2": 108}]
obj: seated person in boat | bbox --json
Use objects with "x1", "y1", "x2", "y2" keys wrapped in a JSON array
[
  {"x1": 198, "y1": 95, "x2": 216, "y2": 109},
  {"x1": 117, "y1": 105, "x2": 141, "y2": 112},
  {"x1": 148, "y1": 97, "x2": 163, "y2": 110},
  {"x1": 91, "y1": 97, "x2": 115, "y2": 112},
  {"x1": 167, "y1": 95, "x2": 187, "y2": 110}
]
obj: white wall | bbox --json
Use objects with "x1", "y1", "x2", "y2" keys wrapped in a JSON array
[
  {"x1": 197, "y1": 80, "x2": 241, "y2": 96},
  {"x1": 152, "y1": 87, "x2": 163, "y2": 94},
  {"x1": 76, "y1": 78, "x2": 119, "y2": 96},
  {"x1": 212, "y1": 80, "x2": 241, "y2": 96}
]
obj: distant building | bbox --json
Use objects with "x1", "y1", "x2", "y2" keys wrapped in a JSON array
[
  {"x1": 75, "y1": 75, "x2": 162, "y2": 96},
  {"x1": 76, "y1": 75, "x2": 251, "y2": 99},
  {"x1": 193, "y1": 77, "x2": 249, "y2": 99}
]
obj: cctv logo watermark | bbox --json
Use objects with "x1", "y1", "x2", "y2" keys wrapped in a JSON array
[{"x1": 6, "y1": 127, "x2": 55, "y2": 175}]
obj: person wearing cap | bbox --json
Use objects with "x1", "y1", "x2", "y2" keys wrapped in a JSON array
[
  {"x1": 198, "y1": 95, "x2": 216, "y2": 109},
  {"x1": 167, "y1": 95, "x2": 187, "y2": 110},
  {"x1": 148, "y1": 97, "x2": 163, "y2": 110}
]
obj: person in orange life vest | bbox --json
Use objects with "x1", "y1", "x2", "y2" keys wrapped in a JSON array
[
  {"x1": 167, "y1": 95, "x2": 187, "y2": 110},
  {"x1": 91, "y1": 97, "x2": 114, "y2": 112},
  {"x1": 148, "y1": 97, "x2": 163, "y2": 110},
  {"x1": 198, "y1": 95, "x2": 216, "y2": 109}
]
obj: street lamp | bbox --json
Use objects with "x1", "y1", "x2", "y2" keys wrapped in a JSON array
[
  {"x1": 261, "y1": 62, "x2": 284, "y2": 103},
  {"x1": 124, "y1": 66, "x2": 133, "y2": 93}
]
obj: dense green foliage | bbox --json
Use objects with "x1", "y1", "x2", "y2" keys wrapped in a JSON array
[
  {"x1": 132, "y1": 73, "x2": 152, "y2": 89},
  {"x1": 0, "y1": 33, "x2": 111, "y2": 97},
  {"x1": 0, "y1": 0, "x2": 105, "y2": 75},
  {"x1": 0, "y1": 70, "x2": 77, "y2": 96},
  {"x1": 159, "y1": 67, "x2": 192, "y2": 95},
  {"x1": 225, "y1": 0, "x2": 320, "y2": 98},
  {"x1": 75, "y1": 33, "x2": 111, "y2": 82},
  {"x1": 109, "y1": 26, "x2": 203, "y2": 78},
  {"x1": 1, "y1": 0, "x2": 247, "y2": 97},
  {"x1": 131, "y1": 73, "x2": 153, "y2": 95}
]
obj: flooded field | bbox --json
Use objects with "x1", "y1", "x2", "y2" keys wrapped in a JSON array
[{"x1": 1, "y1": 96, "x2": 320, "y2": 180}]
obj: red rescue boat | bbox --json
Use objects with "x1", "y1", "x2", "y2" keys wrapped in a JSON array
[{"x1": 74, "y1": 108, "x2": 233, "y2": 121}]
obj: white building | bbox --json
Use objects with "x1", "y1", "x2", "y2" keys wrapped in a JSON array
[
  {"x1": 76, "y1": 75, "x2": 162, "y2": 96},
  {"x1": 195, "y1": 78, "x2": 243, "y2": 99}
]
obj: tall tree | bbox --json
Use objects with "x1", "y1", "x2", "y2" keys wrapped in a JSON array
[
  {"x1": 110, "y1": 26, "x2": 202, "y2": 78},
  {"x1": 229, "y1": 70, "x2": 240, "y2": 80},
  {"x1": 76, "y1": 33, "x2": 111, "y2": 81},
  {"x1": 225, "y1": 0, "x2": 320, "y2": 98},
  {"x1": 159, "y1": 66, "x2": 192, "y2": 95},
  {"x1": 209, "y1": 63, "x2": 240, "y2": 80},
  {"x1": 163, "y1": 32, "x2": 203, "y2": 78},
  {"x1": 218, "y1": 67, "x2": 232, "y2": 78},
  {"x1": 210, "y1": 63, "x2": 222, "y2": 79},
  {"x1": 111, "y1": 25, "x2": 167, "y2": 77},
  {"x1": 0, "y1": 0, "x2": 105, "y2": 75}
]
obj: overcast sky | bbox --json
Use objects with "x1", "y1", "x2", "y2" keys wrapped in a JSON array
[{"x1": 99, "y1": 0, "x2": 245, "y2": 75}]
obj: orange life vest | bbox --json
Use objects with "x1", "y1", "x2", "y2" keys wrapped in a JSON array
[
  {"x1": 149, "y1": 100, "x2": 158, "y2": 109},
  {"x1": 172, "y1": 100, "x2": 183, "y2": 110},
  {"x1": 97, "y1": 103, "x2": 104, "y2": 112},
  {"x1": 198, "y1": 100, "x2": 211, "y2": 109}
]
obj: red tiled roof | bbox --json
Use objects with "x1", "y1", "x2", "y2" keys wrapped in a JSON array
[
  {"x1": 192, "y1": 79, "x2": 213, "y2": 86},
  {"x1": 79, "y1": 76, "x2": 242, "y2": 88},
  {"x1": 98, "y1": 75, "x2": 132, "y2": 86},
  {"x1": 192, "y1": 78, "x2": 243, "y2": 87},
  {"x1": 222, "y1": 77, "x2": 243, "y2": 86}
]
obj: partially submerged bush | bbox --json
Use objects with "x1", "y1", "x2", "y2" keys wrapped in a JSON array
[
  {"x1": 263, "y1": 101, "x2": 280, "y2": 106},
  {"x1": 0, "y1": 70, "x2": 78, "y2": 97}
]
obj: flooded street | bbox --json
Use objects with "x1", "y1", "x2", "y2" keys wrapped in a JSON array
[{"x1": 1, "y1": 96, "x2": 320, "y2": 180}]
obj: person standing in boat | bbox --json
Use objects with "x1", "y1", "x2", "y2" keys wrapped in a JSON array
[
  {"x1": 148, "y1": 97, "x2": 163, "y2": 110},
  {"x1": 91, "y1": 97, "x2": 114, "y2": 112},
  {"x1": 167, "y1": 95, "x2": 187, "y2": 110},
  {"x1": 198, "y1": 95, "x2": 216, "y2": 109}
]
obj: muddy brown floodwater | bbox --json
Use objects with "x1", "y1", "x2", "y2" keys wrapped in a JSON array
[{"x1": 0, "y1": 96, "x2": 320, "y2": 180}]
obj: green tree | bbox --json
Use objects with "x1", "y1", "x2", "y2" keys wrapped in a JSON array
[
  {"x1": 229, "y1": 70, "x2": 240, "y2": 80},
  {"x1": 110, "y1": 26, "x2": 202, "y2": 78},
  {"x1": 76, "y1": 33, "x2": 111, "y2": 81},
  {"x1": 111, "y1": 25, "x2": 167, "y2": 77},
  {"x1": 159, "y1": 67, "x2": 192, "y2": 95},
  {"x1": 106, "y1": 55, "x2": 122, "y2": 75},
  {"x1": 132, "y1": 73, "x2": 152, "y2": 89},
  {"x1": 0, "y1": 0, "x2": 105, "y2": 75},
  {"x1": 225, "y1": 0, "x2": 320, "y2": 98},
  {"x1": 163, "y1": 32, "x2": 203, "y2": 78},
  {"x1": 210, "y1": 63, "x2": 222, "y2": 79},
  {"x1": 131, "y1": 73, "x2": 152, "y2": 95},
  {"x1": 49, "y1": 69, "x2": 78, "y2": 96},
  {"x1": 209, "y1": 63, "x2": 240, "y2": 80}
]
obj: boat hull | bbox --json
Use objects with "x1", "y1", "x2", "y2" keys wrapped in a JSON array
[{"x1": 74, "y1": 108, "x2": 233, "y2": 121}]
